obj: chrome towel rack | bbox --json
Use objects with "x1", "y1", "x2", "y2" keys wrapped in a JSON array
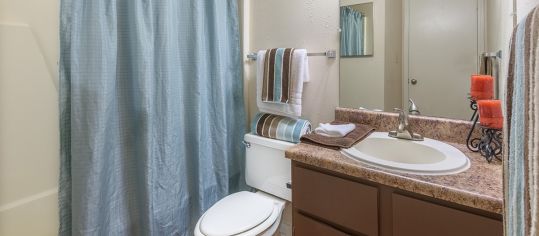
[{"x1": 246, "y1": 50, "x2": 337, "y2": 60}]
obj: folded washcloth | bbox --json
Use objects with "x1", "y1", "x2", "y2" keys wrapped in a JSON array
[
  {"x1": 301, "y1": 122, "x2": 374, "y2": 149},
  {"x1": 257, "y1": 49, "x2": 309, "y2": 117},
  {"x1": 251, "y1": 112, "x2": 311, "y2": 143},
  {"x1": 315, "y1": 123, "x2": 356, "y2": 137}
]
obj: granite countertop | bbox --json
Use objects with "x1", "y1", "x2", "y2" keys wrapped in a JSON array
[{"x1": 285, "y1": 141, "x2": 503, "y2": 214}]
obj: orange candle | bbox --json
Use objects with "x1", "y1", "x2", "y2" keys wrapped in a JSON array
[
  {"x1": 477, "y1": 100, "x2": 503, "y2": 129},
  {"x1": 470, "y1": 75, "x2": 494, "y2": 100}
]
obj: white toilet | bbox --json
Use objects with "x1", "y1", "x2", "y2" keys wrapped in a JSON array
[{"x1": 194, "y1": 134, "x2": 295, "y2": 236}]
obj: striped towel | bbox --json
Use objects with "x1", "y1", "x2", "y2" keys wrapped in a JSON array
[
  {"x1": 504, "y1": 6, "x2": 539, "y2": 235},
  {"x1": 262, "y1": 48, "x2": 295, "y2": 104},
  {"x1": 256, "y1": 49, "x2": 309, "y2": 117},
  {"x1": 251, "y1": 113, "x2": 311, "y2": 143}
]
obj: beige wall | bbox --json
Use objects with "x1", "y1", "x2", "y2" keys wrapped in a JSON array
[
  {"x1": 244, "y1": 0, "x2": 340, "y2": 126},
  {"x1": 339, "y1": 0, "x2": 386, "y2": 110},
  {"x1": 384, "y1": 0, "x2": 403, "y2": 111},
  {"x1": 0, "y1": 0, "x2": 59, "y2": 235},
  {"x1": 339, "y1": 0, "x2": 401, "y2": 111},
  {"x1": 486, "y1": 0, "x2": 516, "y2": 101}
]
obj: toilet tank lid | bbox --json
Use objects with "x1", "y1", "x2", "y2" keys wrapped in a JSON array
[
  {"x1": 244, "y1": 134, "x2": 295, "y2": 151},
  {"x1": 200, "y1": 191, "x2": 275, "y2": 236}
]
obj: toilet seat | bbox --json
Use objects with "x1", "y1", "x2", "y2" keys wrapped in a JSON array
[{"x1": 194, "y1": 191, "x2": 286, "y2": 236}]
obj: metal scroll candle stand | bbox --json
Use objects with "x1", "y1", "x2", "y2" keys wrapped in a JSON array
[{"x1": 466, "y1": 99, "x2": 502, "y2": 163}]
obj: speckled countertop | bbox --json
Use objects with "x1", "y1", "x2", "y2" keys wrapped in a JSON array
[{"x1": 286, "y1": 108, "x2": 503, "y2": 214}]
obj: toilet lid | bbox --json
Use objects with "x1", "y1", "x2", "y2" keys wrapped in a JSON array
[{"x1": 200, "y1": 191, "x2": 275, "y2": 236}]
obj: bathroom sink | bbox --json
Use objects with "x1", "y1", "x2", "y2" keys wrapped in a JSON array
[{"x1": 341, "y1": 132, "x2": 470, "y2": 175}]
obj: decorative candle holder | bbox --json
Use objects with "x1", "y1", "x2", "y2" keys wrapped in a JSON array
[
  {"x1": 469, "y1": 99, "x2": 478, "y2": 121},
  {"x1": 466, "y1": 123, "x2": 479, "y2": 152},
  {"x1": 476, "y1": 126, "x2": 503, "y2": 163},
  {"x1": 466, "y1": 98, "x2": 503, "y2": 163},
  {"x1": 466, "y1": 99, "x2": 480, "y2": 152}
]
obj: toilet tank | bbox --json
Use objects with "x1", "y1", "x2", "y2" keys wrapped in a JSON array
[{"x1": 244, "y1": 134, "x2": 295, "y2": 201}]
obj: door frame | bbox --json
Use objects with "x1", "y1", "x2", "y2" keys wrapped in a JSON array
[{"x1": 401, "y1": 0, "x2": 486, "y2": 112}]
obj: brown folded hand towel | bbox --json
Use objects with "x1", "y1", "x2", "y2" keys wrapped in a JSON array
[{"x1": 301, "y1": 122, "x2": 375, "y2": 149}]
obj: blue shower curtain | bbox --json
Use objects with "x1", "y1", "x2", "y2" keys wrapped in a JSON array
[
  {"x1": 340, "y1": 6, "x2": 364, "y2": 56},
  {"x1": 58, "y1": 1, "x2": 245, "y2": 235}
]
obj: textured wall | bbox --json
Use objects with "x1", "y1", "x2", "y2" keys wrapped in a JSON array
[
  {"x1": 244, "y1": 0, "x2": 340, "y2": 126},
  {"x1": 0, "y1": 0, "x2": 59, "y2": 235}
]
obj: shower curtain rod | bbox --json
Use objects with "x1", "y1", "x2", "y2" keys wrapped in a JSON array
[{"x1": 246, "y1": 50, "x2": 336, "y2": 60}]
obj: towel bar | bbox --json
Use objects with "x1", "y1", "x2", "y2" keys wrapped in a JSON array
[{"x1": 246, "y1": 50, "x2": 336, "y2": 60}]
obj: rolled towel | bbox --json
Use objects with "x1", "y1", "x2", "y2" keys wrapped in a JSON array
[
  {"x1": 251, "y1": 112, "x2": 311, "y2": 143},
  {"x1": 315, "y1": 123, "x2": 356, "y2": 138}
]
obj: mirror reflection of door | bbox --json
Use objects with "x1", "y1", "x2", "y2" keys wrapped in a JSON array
[{"x1": 405, "y1": 0, "x2": 481, "y2": 120}]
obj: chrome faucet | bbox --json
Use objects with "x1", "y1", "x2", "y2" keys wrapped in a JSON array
[{"x1": 388, "y1": 108, "x2": 424, "y2": 141}]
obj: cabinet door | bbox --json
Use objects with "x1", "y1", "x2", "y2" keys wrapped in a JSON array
[
  {"x1": 392, "y1": 194, "x2": 503, "y2": 236},
  {"x1": 293, "y1": 164, "x2": 378, "y2": 235},
  {"x1": 294, "y1": 211, "x2": 350, "y2": 236}
]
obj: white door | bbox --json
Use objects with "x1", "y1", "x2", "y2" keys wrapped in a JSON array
[{"x1": 405, "y1": 0, "x2": 480, "y2": 120}]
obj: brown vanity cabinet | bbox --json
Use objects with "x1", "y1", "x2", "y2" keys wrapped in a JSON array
[{"x1": 291, "y1": 161, "x2": 503, "y2": 236}]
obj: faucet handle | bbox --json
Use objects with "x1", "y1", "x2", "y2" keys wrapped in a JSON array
[
  {"x1": 393, "y1": 108, "x2": 408, "y2": 126},
  {"x1": 389, "y1": 108, "x2": 424, "y2": 141}
]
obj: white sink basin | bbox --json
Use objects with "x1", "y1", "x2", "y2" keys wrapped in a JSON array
[{"x1": 341, "y1": 132, "x2": 470, "y2": 175}]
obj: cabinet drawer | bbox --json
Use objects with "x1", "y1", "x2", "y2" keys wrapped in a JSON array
[
  {"x1": 293, "y1": 164, "x2": 378, "y2": 236},
  {"x1": 294, "y1": 211, "x2": 350, "y2": 236},
  {"x1": 392, "y1": 193, "x2": 503, "y2": 236}
]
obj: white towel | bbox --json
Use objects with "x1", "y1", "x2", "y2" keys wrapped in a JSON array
[
  {"x1": 256, "y1": 49, "x2": 309, "y2": 117},
  {"x1": 314, "y1": 123, "x2": 356, "y2": 137}
]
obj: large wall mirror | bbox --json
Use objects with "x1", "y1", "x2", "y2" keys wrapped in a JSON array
[{"x1": 339, "y1": 0, "x2": 502, "y2": 120}]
